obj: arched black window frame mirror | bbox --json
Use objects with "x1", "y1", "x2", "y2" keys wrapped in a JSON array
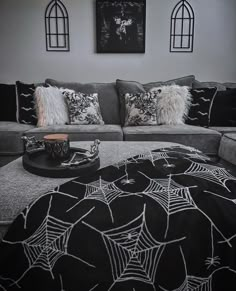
[
  {"x1": 170, "y1": 0, "x2": 194, "y2": 52},
  {"x1": 45, "y1": 0, "x2": 70, "y2": 51}
]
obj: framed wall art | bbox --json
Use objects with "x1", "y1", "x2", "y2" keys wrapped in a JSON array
[{"x1": 96, "y1": 0, "x2": 146, "y2": 53}]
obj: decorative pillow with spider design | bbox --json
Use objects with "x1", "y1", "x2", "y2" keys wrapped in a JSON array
[
  {"x1": 124, "y1": 92, "x2": 159, "y2": 126},
  {"x1": 63, "y1": 91, "x2": 104, "y2": 125}
]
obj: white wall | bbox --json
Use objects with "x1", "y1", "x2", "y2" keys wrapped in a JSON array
[{"x1": 0, "y1": 0, "x2": 235, "y2": 83}]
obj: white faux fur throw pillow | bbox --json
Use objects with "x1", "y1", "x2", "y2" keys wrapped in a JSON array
[
  {"x1": 35, "y1": 86, "x2": 69, "y2": 127},
  {"x1": 149, "y1": 85, "x2": 192, "y2": 125}
]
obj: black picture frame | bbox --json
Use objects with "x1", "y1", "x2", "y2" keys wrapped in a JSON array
[{"x1": 96, "y1": 0, "x2": 146, "y2": 53}]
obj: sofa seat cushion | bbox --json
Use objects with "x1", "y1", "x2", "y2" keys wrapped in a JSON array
[
  {"x1": 123, "y1": 124, "x2": 221, "y2": 154},
  {"x1": 25, "y1": 124, "x2": 123, "y2": 141},
  {"x1": 0, "y1": 122, "x2": 34, "y2": 154},
  {"x1": 209, "y1": 127, "x2": 236, "y2": 134},
  {"x1": 218, "y1": 133, "x2": 236, "y2": 165}
]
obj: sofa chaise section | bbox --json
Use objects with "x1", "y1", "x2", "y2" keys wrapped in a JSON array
[
  {"x1": 123, "y1": 124, "x2": 221, "y2": 155},
  {"x1": 218, "y1": 133, "x2": 236, "y2": 166},
  {"x1": 208, "y1": 127, "x2": 236, "y2": 134}
]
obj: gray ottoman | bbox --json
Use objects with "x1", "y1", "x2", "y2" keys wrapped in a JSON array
[
  {"x1": 0, "y1": 141, "x2": 181, "y2": 241},
  {"x1": 219, "y1": 133, "x2": 236, "y2": 165},
  {"x1": 0, "y1": 122, "x2": 35, "y2": 166}
]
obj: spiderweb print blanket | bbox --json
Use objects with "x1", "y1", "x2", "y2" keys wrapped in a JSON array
[{"x1": 0, "y1": 145, "x2": 236, "y2": 291}]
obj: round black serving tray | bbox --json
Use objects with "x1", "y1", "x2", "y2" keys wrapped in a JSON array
[{"x1": 22, "y1": 147, "x2": 100, "y2": 178}]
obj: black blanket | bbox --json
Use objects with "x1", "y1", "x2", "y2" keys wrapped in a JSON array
[{"x1": 0, "y1": 145, "x2": 236, "y2": 291}]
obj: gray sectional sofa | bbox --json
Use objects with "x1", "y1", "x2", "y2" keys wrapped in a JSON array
[{"x1": 1, "y1": 75, "x2": 236, "y2": 167}]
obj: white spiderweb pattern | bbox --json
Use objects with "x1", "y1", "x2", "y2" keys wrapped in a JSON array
[
  {"x1": 3, "y1": 196, "x2": 95, "y2": 286},
  {"x1": 83, "y1": 204, "x2": 185, "y2": 291},
  {"x1": 139, "y1": 171, "x2": 197, "y2": 238},
  {"x1": 1, "y1": 147, "x2": 235, "y2": 290},
  {"x1": 68, "y1": 176, "x2": 133, "y2": 222},
  {"x1": 159, "y1": 275, "x2": 212, "y2": 291},
  {"x1": 157, "y1": 145, "x2": 202, "y2": 154},
  {"x1": 148, "y1": 147, "x2": 209, "y2": 164},
  {"x1": 113, "y1": 157, "x2": 140, "y2": 169},
  {"x1": 172, "y1": 145, "x2": 202, "y2": 153},
  {"x1": 185, "y1": 153, "x2": 211, "y2": 162},
  {"x1": 139, "y1": 171, "x2": 197, "y2": 215},
  {"x1": 83, "y1": 177, "x2": 126, "y2": 203},
  {"x1": 138, "y1": 171, "x2": 234, "y2": 244},
  {"x1": 180, "y1": 162, "x2": 236, "y2": 192},
  {"x1": 135, "y1": 151, "x2": 176, "y2": 167}
]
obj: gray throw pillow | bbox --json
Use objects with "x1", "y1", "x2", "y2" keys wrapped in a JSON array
[{"x1": 45, "y1": 78, "x2": 95, "y2": 93}]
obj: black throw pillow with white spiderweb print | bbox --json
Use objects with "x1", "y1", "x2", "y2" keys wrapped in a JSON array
[
  {"x1": 0, "y1": 145, "x2": 236, "y2": 291},
  {"x1": 186, "y1": 87, "x2": 217, "y2": 127},
  {"x1": 16, "y1": 81, "x2": 37, "y2": 125}
]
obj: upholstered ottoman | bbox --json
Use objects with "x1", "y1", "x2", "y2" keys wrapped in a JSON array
[
  {"x1": 219, "y1": 133, "x2": 236, "y2": 165},
  {"x1": 0, "y1": 121, "x2": 35, "y2": 166},
  {"x1": 0, "y1": 141, "x2": 182, "y2": 241}
]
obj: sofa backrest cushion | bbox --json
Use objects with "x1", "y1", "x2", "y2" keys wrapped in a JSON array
[
  {"x1": 143, "y1": 75, "x2": 196, "y2": 91},
  {"x1": 45, "y1": 79, "x2": 120, "y2": 124},
  {"x1": 223, "y1": 83, "x2": 236, "y2": 90},
  {"x1": 0, "y1": 84, "x2": 16, "y2": 122},
  {"x1": 193, "y1": 80, "x2": 236, "y2": 91}
]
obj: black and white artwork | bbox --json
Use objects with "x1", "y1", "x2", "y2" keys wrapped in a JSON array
[
  {"x1": 0, "y1": 145, "x2": 236, "y2": 290},
  {"x1": 96, "y1": 0, "x2": 146, "y2": 53}
]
